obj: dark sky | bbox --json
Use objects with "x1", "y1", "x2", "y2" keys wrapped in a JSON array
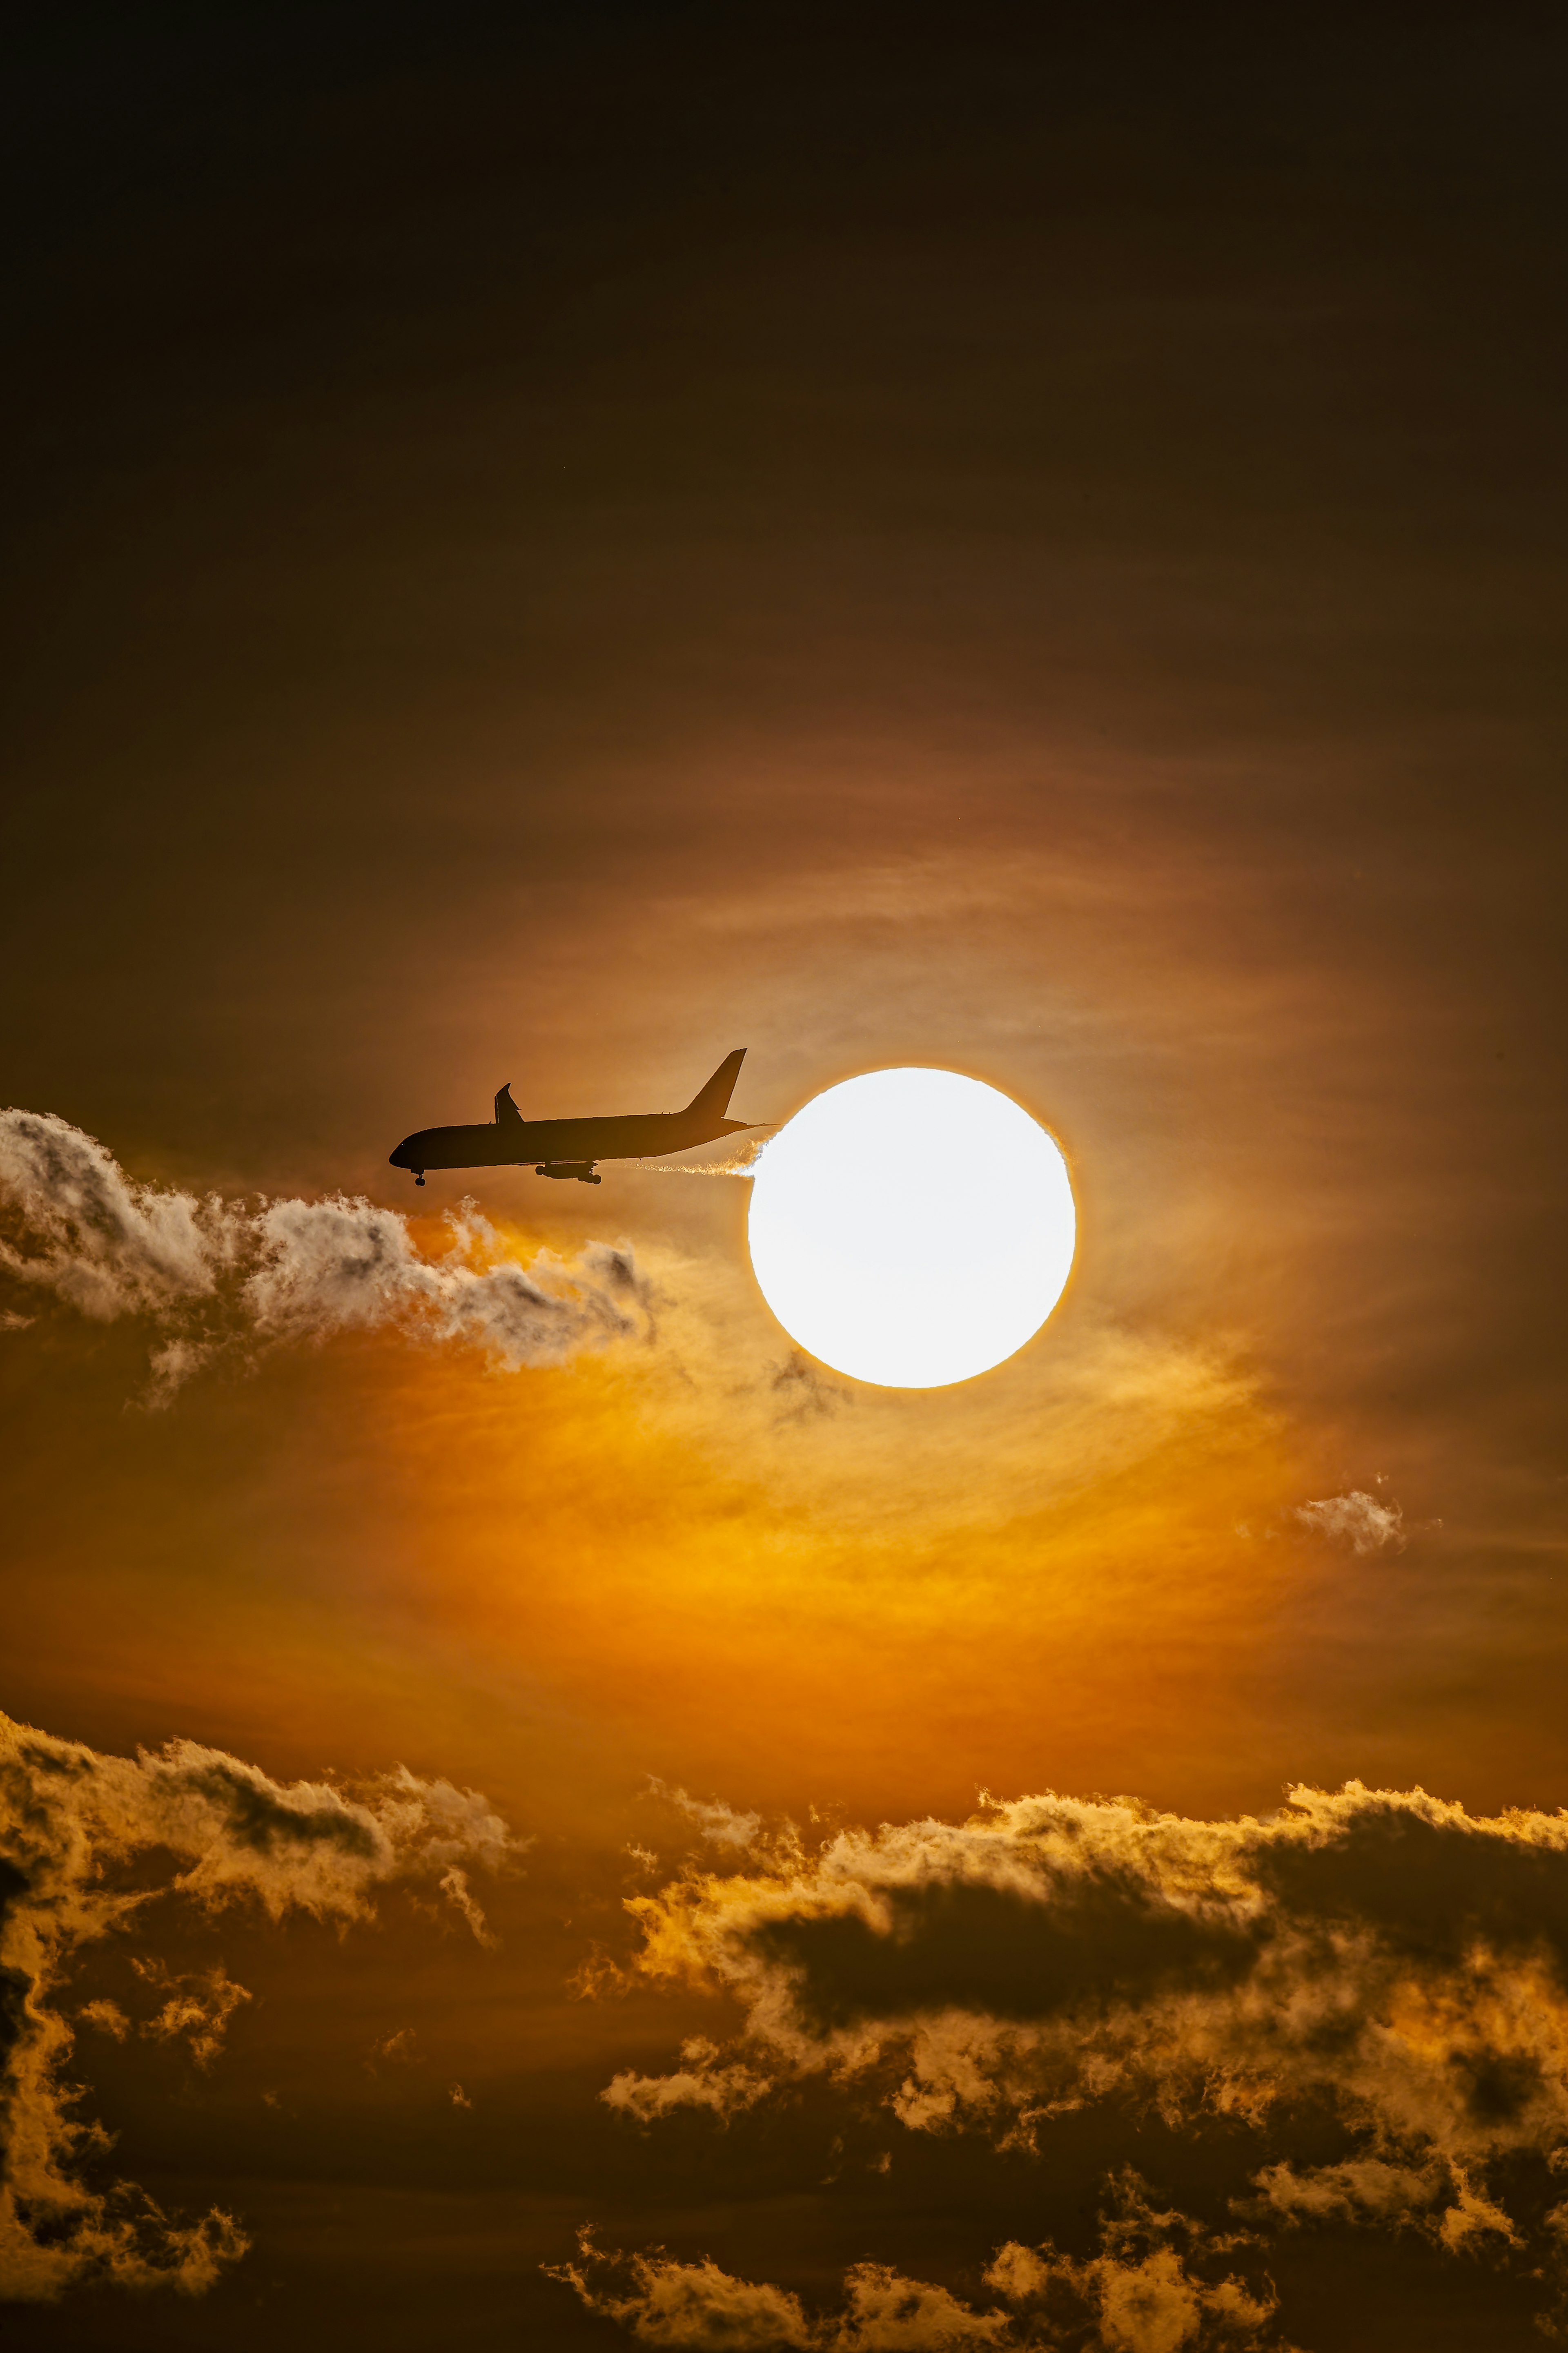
[{"x1": 4, "y1": 7, "x2": 1568, "y2": 2349}]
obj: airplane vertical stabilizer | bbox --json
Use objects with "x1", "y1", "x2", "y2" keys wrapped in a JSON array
[{"x1": 684, "y1": 1048, "x2": 746, "y2": 1119}]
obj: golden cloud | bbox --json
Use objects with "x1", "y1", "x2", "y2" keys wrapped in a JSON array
[
  {"x1": 0, "y1": 1709, "x2": 521, "y2": 2302},
  {"x1": 600, "y1": 1781, "x2": 1568, "y2": 2327}
]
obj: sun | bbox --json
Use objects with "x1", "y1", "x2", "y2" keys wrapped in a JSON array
[{"x1": 746, "y1": 1067, "x2": 1076, "y2": 1388}]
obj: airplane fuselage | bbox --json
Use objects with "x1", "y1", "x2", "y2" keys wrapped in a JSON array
[
  {"x1": 390, "y1": 1108, "x2": 748, "y2": 1175},
  {"x1": 388, "y1": 1048, "x2": 755, "y2": 1184}
]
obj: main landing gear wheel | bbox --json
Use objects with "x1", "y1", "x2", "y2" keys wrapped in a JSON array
[{"x1": 414, "y1": 1174, "x2": 425, "y2": 1186}]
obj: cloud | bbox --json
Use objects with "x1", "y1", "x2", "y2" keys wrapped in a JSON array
[
  {"x1": 129, "y1": 1959, "x2": 253, "y2": 2068},
  {"x1": 366, "y1": 2027, "x2": 419, "y2": 2070},
  {"x1": 982, "y1": 2176, "x2": 1282, "y2": 2353},
  {"x1": 549, "y1": 2180, "x2": 1287, "y2": 2351},
  {"x1": 437, "y1": 1863, "x2": 498, "y2": 1948},
  {"x1": 243, "y1": 1196, "x2": 645, "y2": 1372},
  {"x1": 608, "y1": 1780, "x2": 1568, "y2": 2323},
  {"x1": 0, "y1": 1707, "x2": 522, "y2": 2302},
  {"x1": 76, "y1": 1999, "x2": 131, "y2": 2043},
  {"x1": 1248, "y1": 2155, "x2": 1437, "y2": 2228},
  {"x1": 648, "y1": 1780, "x2": 767, "y2": 1851},
  {"x1": 1293, "y1": 1489, "x2": 1405, "y2": 1554},
  {"x1": 0, "y1": 1108, "x2": 236, "y2": 1321},
  {"x1": 602, "y1": 2036, "x2": 773, "y2": 2124},
  {"x1": 548, "y1": 2231, "x2": 813, "y2": 2349},
  {"x1": 0, "y1": 1108, "x2": 651, "y2": 1398},
  {"x1": 769, "y1": 1353, "x2": 853, "y2": 1424},
  {"x1": 826, "y1": 2265, "x2": 1012, "y2": 2349}
]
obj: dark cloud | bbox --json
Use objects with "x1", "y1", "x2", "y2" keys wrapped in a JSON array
[
  {"x1": 1250, "y1": 1795, "x2": 1568, "y2": 1980},
  {"x1": 609, "y1": 1783, "x2": 1568, "y2": 2331},
  {"x1": 0, "y1": 1709, "x2": 520, "y2": 2302},
  {"x1": 748, "y1": 1871, "x2": 1261, "y2": 2036}
]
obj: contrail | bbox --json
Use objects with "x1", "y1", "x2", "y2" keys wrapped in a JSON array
[
  {"x1": 637, "y1": 1136, "x2": 772, "y2": 1178},
  {"x1": 636, "y1": 1160, "x2": 754, "y2": 1178}
]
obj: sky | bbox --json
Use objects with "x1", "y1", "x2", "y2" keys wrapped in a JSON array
[{"x1": 4, "y1": 6, "x2": 1568, "y2": 2346}]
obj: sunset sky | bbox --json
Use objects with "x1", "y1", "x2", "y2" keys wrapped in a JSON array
[{"x1": 5, "y1": 9, "x2": 1568, "y2": 2349}]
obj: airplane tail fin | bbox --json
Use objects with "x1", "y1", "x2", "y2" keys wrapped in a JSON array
[
  {"x1": 684, "y1": 1048, "x2": 746, "y2": 1120},
  {"x1": 495, "y1": 1084, "x2": 524, "y2": 1127}
]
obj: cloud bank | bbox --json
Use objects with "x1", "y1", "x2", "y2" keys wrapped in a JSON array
[
  {"x1": 596, "y1": 1781, "x2": 1568, "y2": 2338},
  {"x1": 0, "y1": 1708, "x2": 520, "y2": 2301},
  {"x1": 0, "y1": 1108, "x2": 650, "y2": 1398}
]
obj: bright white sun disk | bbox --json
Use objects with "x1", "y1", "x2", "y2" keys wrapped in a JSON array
[{"x1": 746, "y1": 1067, "x2": 1075, "y2": 1388}]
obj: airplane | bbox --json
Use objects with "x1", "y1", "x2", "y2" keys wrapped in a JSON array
[{"x1": 388, "y1": 1048, "x2": 756, "y2": 1186}]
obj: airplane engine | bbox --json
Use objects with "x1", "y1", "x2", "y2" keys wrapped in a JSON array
[{"x1": 535, "y1": 1162, "x2": 601, "y2": 1184}]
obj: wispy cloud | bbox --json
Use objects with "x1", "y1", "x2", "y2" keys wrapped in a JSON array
[
  {"x1": 0, "y1": 1108, "x2": 651, "y2": 1400},
  {"x1": 548, "y1": 2230, "x2": 813, "y2": 2350},
  {"x1": 646, "y1": 1779, "x2": 766, "y2": 1851},
  {"x1": 602, "y1": 2035, "x2": 773, "y2": 2126},
  {"x1": 128, "y1": 1959, "x2": 253, "y2": 2068}
]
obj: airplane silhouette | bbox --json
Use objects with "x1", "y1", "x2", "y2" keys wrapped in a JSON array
[{"x1": 389, "y1": 1048, "x2": 756, "y2": 1186}]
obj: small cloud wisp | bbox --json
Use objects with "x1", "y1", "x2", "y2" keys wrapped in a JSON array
[{"x1": 1293, "y1": 1489, "x2": 1406, "y2": 1555}]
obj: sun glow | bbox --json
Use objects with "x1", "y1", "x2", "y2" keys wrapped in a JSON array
[{"x1": 746, "y1": 1067, "x2": 1076, "y2": 1388}]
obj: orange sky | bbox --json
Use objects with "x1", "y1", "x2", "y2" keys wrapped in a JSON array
[{"x1": 5, "y1": 9, "x2": 1568, "y2": 2349}]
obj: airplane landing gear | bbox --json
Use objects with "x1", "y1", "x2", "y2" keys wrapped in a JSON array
[{"x1": 414, "y1": 1174, "x2": 425, "y2": 1186}]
